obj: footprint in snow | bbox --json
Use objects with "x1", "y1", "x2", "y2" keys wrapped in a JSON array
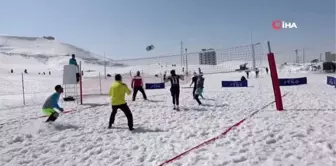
[
  {"x1": 239, "y1": 148, "x2": 249, "y2": 153},
  {"x1": 233, "y1": 156, "x2": 247, "y2": 163},
  {"x1": 266, "y1": 139, "x2": 277, "y2": 144}
]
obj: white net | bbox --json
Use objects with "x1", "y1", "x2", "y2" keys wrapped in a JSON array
[{"x1": 107, "y1": 43, "x2": 266, "y2": 76}]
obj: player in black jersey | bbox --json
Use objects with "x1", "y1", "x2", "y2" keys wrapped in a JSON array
[
  {"x1": 165, "y1": 69, "x2": 184, "y2": 110},
  {"x1": 190, "y1": 72, "x2": 198, "y2": 97}
]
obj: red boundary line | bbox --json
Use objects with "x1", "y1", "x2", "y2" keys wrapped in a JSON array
[{"x1": 158, "y1": 92, "x2": 289, "y2": 166}]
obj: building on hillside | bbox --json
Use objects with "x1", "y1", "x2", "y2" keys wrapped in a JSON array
[
  {"x1": 199, "y1": 48, "x2": 217, "y2": 65},
  {"x1": 325, "y1": 51, "x2": 336, "y2": 62},
  {"x1": 43, "y1": 36, "x2": 55, "y2": 40}
]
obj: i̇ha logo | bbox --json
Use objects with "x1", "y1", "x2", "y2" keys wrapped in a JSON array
[{"x1": 272, "y1": 20, "x2": 298, "y2": 30}]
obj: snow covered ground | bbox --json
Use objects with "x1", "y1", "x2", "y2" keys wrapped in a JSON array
[
  {"x1": 1, "y1": 35, "x2": 335, "y2": 166},
  {"x1": 0, "y1": 66, "x2": 335, "y2": 166}
]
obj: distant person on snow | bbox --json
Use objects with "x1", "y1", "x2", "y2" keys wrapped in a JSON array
[
  {"x1": 69, "y1": 54, "x2": 80, "y2": 83},
  {"x1": 165, "y1": 70, "x2": 184, "y2": 110},
  {"x1": 194, "y1": 73, "x2": 205, "y2": 105},
  {"x1": 24, "y1": 69, "x2": 28, "y2": 74},
  {"x1": 255, "y1": 68, "x2": 260, "y2": 78},
  {"x1": 265, "y1": 67, "x2": 269, "y2": 74},
  {"x1": 10, "y1": 69, "x2": 13, "y2": 73},
  {"x1": 190, "y1": 72, "x2": 198, "y2": 97},
  {"x1": 245, "y1": 70, "x2": 250, "y2": 79},
  {"x1": 241, "y1": 76, "x2": 247, "y2": 81},
  {"x1": 163, "y1": 71, "x2": 167, "y2": 82},
  {"x1": 42, "y1": 85, "x2": 64, "y2": 122},
  {"x1": 131, "y1": 71, "x2": 148, "y2": 101},
  {"x1": 108, "y1": 74, "x2": 134, "y2": 130}
]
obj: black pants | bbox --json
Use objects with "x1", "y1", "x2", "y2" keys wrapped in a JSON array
[
  {"x1": 170, "y1": 87, "x2": 180, "y2": 106},
  {"x1": 192, "y1": 87, "x2": 196, "y2": 97},
  {"x1": 194, "y1": 94, "x2": 202, "y2": 105},
  {"x1": 76, "y1": 73, "x2": 80, "y2": 83},
  {"x1": 46, "y1": 112, "x2": 59, "y2": 122},
  {"x1": 109, "y1": 104, "x2": 133, "y2": 129},
  {"x1": 132, "y1": 87, "x2": 147, "y2": 101}
]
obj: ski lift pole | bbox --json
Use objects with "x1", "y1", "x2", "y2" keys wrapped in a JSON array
[
  {"x1": 185, "y1": 48, "x2": 188, "y2": 75},
  {"x1": 21, "y1": 73, "x2": 25, "y2": 105},
  {"x1": 79, "y1": 61, "x2": 83, "y2": 105},
  {"x1": 99, "y1": 72, "x2": 102, "y2": 95}
]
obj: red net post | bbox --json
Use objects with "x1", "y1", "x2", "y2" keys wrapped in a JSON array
[{"x1": 267, "y1": 41, "x2": 283, "y2": 111}]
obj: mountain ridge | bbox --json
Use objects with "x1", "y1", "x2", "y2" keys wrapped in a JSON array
[{"x1": 0, "y1": 35, "x2": 123, "y2": 67}]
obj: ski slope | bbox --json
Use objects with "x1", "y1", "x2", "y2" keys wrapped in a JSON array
[
  {"x1": 0, "y1": 66, "x2": 335, "y2": 166},
  {"x1": 0, "y1": 35, "x2": 119, "y2": 74}
]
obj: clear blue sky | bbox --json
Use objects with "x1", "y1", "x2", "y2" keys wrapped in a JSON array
[{"x1": 0, "y1": 0, "x2": 335, "y2": 62}]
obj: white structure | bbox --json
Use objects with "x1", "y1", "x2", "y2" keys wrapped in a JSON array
[
  {"x1": 63, "y1": 65, "x2": 79, "y2": 100},
  {"x1": 63, "y1": 65, "x2": 78, "y2": 84},
  {"x1": 199, "y1": 49, "x2": 217, "y2": 65},
  {"x1": 325, "y1": 52, "x2": 336, "y2": 62}
]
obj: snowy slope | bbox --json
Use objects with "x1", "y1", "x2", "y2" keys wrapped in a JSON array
[
  {"x1": 0, "y1": 35, "x2": 120, "y2": 74},
  {"x1": 0, "y1": 35, "x2": 105, "y2": 61}
]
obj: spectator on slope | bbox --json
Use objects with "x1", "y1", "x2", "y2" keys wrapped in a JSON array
[
  {"x1": 190, "y1": 72, "x2": 198, "y2": 97},
  {"x1": 10, "y1": 69, "x2": 13, "y2": 73},
  {"x1": 165, "y1": 69, "x2": 184, "y2": 111},
  {"x1": 255, "y1": 68, "x2": 260, "y2": 78},
  {"x1": 131, "y1": 71, "x2": 148, "y2": 101},
  {"x1": 108, "y1": 74, "x2": 134, "y2": 130},
  {"x1": 163, "y1": 71, "x2": 167, "y2": 82},
  {"x1": 194, "y1": 73, "x2": 205, "y2": 105},
  {"x1": 24, "y1": 69, "x2": 28, "y2": 74},
  {"x1": 241, "y1": 76, "x2": 247, "y2": 81},
  {"x1": 42, "y1": 85, "x2": 64, "y2": 123},
  {"x1": 265, "y1": 67, "x2": 269, "y2": 74},
  {"x1": 69, "y1": 54, "x2": 80, "y2": 83}
]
